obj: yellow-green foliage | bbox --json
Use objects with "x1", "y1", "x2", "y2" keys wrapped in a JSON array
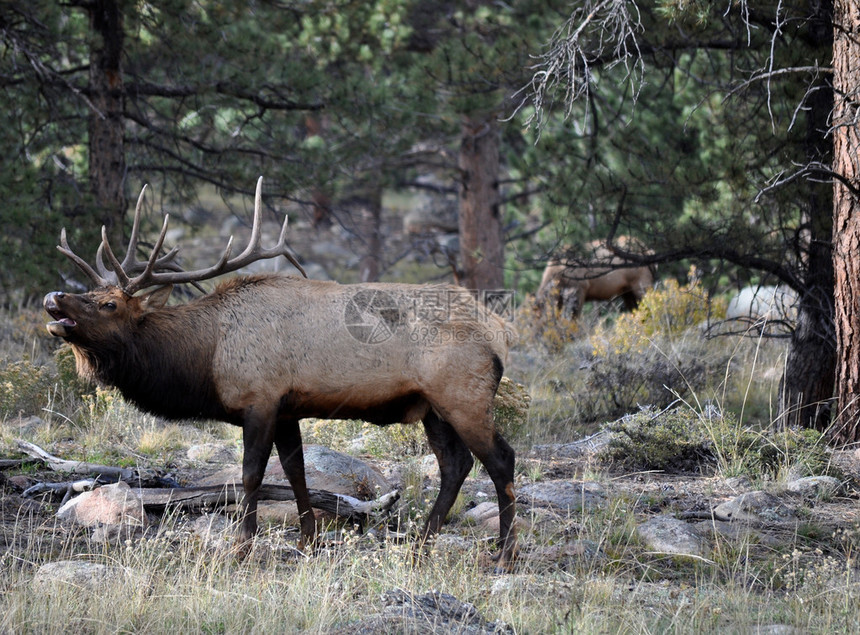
[
  {"x1": 54, "y1": 345, "x2": 94, "y2": 397},
  {"x1": 593, "y1": 276, "x2": 727, "y2": 356}
]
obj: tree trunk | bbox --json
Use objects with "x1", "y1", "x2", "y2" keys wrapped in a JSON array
[
  {"x1": 778, "y1": 0, "x2": 836, "y2": 432},
  {"x1": 87, "y1": 0, "x2": 126, "y2": 244},
  {"x1": 831, "y1": 0, "x2": 860, "y2": 443},
  {"x1": 458, "y1": 115, "x2": 504, "y2": 291}
]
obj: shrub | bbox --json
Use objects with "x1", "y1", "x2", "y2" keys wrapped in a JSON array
[
  {"x1": 580, "y1": 276, "x2": 731, "y2": 421},
  {"x1": 600, "y1": 406, "x2": 724, "y2": 473},
  {"x1": 592, "y1": 276, "x2": 726, "y2": 357},
  {"x1": 515, "y1": 292, "x2": 581, "y2": 351}
]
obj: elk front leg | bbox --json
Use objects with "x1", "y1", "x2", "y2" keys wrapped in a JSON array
[
  {"x1": 274, "y1": 418, "x2": 317, "y2": 550},
  {"x1": 240, "y1": 409, "x2": 276, "y2": 544}
]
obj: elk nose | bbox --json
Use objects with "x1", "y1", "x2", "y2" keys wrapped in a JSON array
[{"x1": 44, "y1": 291, "x2": 64, "y2": 308}]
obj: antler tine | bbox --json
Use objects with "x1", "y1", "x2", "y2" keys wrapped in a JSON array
[
  {"x1": 94, "y1": 242, "x2": 119, "y2": 281},
  {"x1": 277, "y1": 216, "x2": 308, "y2": 278},
  {"x1": 226, "y1": 177, "x2": 307, "y2": 277},
  {"x1": 100, "y1": 226, "x2": 132, "y2": 288},
  {"x1": 123, "y1": 214, "x2": 172, "y2": 295},
  {"x1": 57, "y1": 228, "x2": 113, "y2": 287},
  {"x1": 234, "y1": 175, "x2": 265, "y2": 263},
  {"x1": 121, "y1": 185, "x2": 148, "y2": 271}
]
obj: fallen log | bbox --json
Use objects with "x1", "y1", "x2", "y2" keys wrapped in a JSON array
[
  {"x1": 23, "y1": 478, "x2": 102, "y2": 506},
  {"x1": 0, "y1": 458, "x2": 41, "y2": 470},
  {"x1": 16, "y1": 440, "x2": 135, "y2": 482},
  {"x1": 133, "y1": 483, "x2": 400, "y2": 521}
]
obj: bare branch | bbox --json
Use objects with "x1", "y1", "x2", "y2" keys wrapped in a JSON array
[{"x1": 512, "y1": 0, "x2": 645, "y2": 134}]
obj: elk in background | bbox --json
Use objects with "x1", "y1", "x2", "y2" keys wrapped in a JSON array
[
  {"x1": 536, "y1": 236, "x2": 655, "y2": 324},
  {"x1": 44, "y1": 178, "x2": 519, "y2": 570}
]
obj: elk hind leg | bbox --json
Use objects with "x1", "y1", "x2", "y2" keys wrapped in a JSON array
[
  {"x1": 446, "y1": 412, "x2": 517, "y2": 571},
  {"x1": 274, "y1": 418, "x2": 317, "y2": 550}
]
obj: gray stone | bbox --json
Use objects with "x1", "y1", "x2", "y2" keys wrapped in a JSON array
[
  {"x1": 785, "y1": 475, "x2": 843, "y2": 499},
  {"x1": 331, "y1": 589, "x2": 511, "y2": 634},
  {"x1": 637, "y1": 514, "x2": 705, "y2": 557},
  {"x1": 32, "y1": 560, "x2": 139, "y2": 592},
  {"x1": 713, "y1": 491, "x2": 797, "y2": 523},
  {"x1": 195, "y1": 444, "x2": 391, "y2": 500}
]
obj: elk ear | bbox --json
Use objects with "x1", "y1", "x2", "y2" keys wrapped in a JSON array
[{"x1": 139, "y1": 285, "x2": 173, "y2": 312}]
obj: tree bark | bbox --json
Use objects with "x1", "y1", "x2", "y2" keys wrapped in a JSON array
[
  {"x1": 778, "y1": 0, "x2": 836, "y2": 432},
  {"x1": 831, "y1": 0, "x2": 860, "y2": 443},
  {"x1": 87, "y1": 0, "x2": 126, "y2": 244},
  {"x1": 458, "y1": 115, "x2": 504, "y2": 291}
]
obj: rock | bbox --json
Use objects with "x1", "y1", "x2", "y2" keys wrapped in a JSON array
[
  {"x1": 726, "y1": 285, "x2": 797, "y2": 322},
  {"x1": 5, "y1": 415, "x2": 44, "y2": 437},
  {"x1": 518, "y1": 481, "x2": 606, "y2": 512},
  {"x1": 531, "y1": 433, "x2": 610, "y2": 460},
  {"x1": 637, "y1": 515, "x2": 705, "y2": 557},
  {"x1": 464, "y1": 501, "x2": 499, "y2": 524},
  {"x1": 32, "y1": 560, "x2": 139, "y2": 592},
  {"x1": 6, "y1": 474, "x2": 38, "y2": 491},
  {"x1": 723, "y1": 475, "x2": 753, "y2": 493},
  {"x1": 785, "y1": 475, "x2": 843, "y2": 499},
  {"x1": 57, "y1": 481, "x2": 148, "y2": 529},
  {"x1": 713, "y1": 491, "x2": 797, "y2": 523},
  {"x1": 692, "y1": 519, "x2": 782, "y2": 547},
  {"x1": 193, "y1": 513, "x2": 230, "y2": 539}
]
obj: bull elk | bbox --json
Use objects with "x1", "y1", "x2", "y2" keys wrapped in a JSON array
[{"x1": 43, "y1": 178, "x2": 518, "y2": 569}]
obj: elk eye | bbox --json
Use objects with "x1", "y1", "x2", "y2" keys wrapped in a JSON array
[{"x1": 102, "y1": 301, "x2": 117, "y2": 311}]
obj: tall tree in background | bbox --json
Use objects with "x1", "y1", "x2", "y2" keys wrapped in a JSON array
[
  {"x1": 87, "y1": 0, "x2": 126, "y2": 244},
  {"x1": 2, "y1": 0, "x2": 564, "y2": 294},
  {"x1": 831, "y1": 0, "x2": 860, "y2": 442}
]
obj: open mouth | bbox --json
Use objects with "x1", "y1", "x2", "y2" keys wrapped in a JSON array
[{"x1": 44, "y1": 296, "x2": 77, "y2": 335}]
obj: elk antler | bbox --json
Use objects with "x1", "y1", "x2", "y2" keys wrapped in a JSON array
[{"x1": 57, "y1": 177, "x2": 308, "y2": 295}]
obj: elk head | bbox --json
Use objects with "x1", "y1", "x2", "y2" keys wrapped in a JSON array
[{"x1": 46, "y1": 176, "x2": 306, "y2": 341}]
